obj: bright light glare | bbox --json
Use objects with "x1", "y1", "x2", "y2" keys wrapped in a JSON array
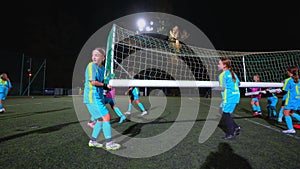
[
  {"x1": 146, "y1": 26, "x2": 153, "y2": 31},
  {"x1": 137, "y1": 18, "x2": 146, "y2": 31}
]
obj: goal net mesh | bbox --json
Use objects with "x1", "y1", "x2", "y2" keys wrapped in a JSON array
[{"x1": 105, "y1": 24, "x2": 300, "y2": 87}]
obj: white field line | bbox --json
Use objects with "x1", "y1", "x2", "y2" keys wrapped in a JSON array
[
  {"x1": 5, "y1": 100, "x2": 72, "y2": 107},
  {"x1": 188, "y1": 97, "x2": 300, "y2": 140}
]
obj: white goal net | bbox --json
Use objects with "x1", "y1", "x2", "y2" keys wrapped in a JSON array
[{"x1": 105, "y1": 24, "x2": 300, "y2": 88}]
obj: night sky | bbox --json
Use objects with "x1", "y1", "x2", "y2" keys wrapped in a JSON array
[{"x1": 1, "y1": 0, "x2": 299, "y2": 90}]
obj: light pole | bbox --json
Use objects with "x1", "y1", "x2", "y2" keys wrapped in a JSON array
[{"x1": 28, "y1": 58, "x2": 32, "y2": 97}]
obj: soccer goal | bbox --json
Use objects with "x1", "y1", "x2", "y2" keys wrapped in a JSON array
[{"x1": 105, "y1": 24, "x2": 300, "y2": 89}]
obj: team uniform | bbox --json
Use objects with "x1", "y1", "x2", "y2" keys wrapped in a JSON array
[
  {"x1": 284, "y1": 78, "x2": 300, "y2": 111},
  {"x1": 84, "y1": 62, "x2": 120, "y2": 150},
  {"x1": 104, "y1": 88, "x2": 126, "y2": 123},
  {"x1": 130, "y1": 87, "x2": 141, "y2": 100},
  {"x1": 104, "y1": 89, "x2": 116, "y2": 105},
  {"x1": 265, "y1": 90, "x2": 278, "y2": 118},
  {"x1": 84, "y1": 62, "x2": 108, "y2": 119},
  {"x1": 249, "y1": 87, "x2": 262, "y2": 117},
  {"x1": 278, "y1": 77, "x2": 291, "y2": 122},
  {"x1": 219, "y1": 70, "x2": 241, "y2": 139},
  {"x1": 282, "y1": 78, "x2": 300, "y2": 134},
  {"x1": 125, "y1": 87, "x2": 147, "y2": 116},
  {"x1": 0, "y1": 75, "x2": 12, "y2": 113}
]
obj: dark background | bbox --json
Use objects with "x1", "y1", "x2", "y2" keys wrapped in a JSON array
[{"x1": 1, "y1": 0, "x2": 299, "y2": 90}]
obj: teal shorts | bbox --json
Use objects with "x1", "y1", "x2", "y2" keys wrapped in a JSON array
[
  {"x1": 104, "y1": 97, "x2": 116, "y2": 105},
  {"x1": 251, "y1": 98, "x2": 259, "y2": 102},
  {"x1": 284, "y1": 99, "x2": 300, "y2": 111},
  {"x1": 130, "y1": 94, "x2": 139, "y2": 100},
  {"x1": 85, "y1": 101, "x2": 109, "y2": 120},
  {"x1": 0, "y1": 92, "x2": 7, "y2": 100}
]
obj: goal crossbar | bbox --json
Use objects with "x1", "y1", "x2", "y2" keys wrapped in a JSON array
[{"x1": 109, "y1": 79, "x2": 283, "y2": 88}]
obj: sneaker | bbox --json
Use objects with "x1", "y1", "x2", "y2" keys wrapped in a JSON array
[
  {"x1": 257, "y1": 112, "x2": 263, "y2": 117},
  {"x1": 119, "y1": 115, "x2": 126, "y2": 123},
  {"x1": 141, "y1": 111, "x2": 148, "y2": 116},
  {"x1": 234, "y1": 126, "x2": 241, "y2": 136},
  {"x1": 0, "y1": 108, "x2": 5, "y2": 113},
  {"x1": 88, "y1": 140, "x2": 103, "y2": 148},
  {"x1": 125, "y1": 111, "x2": 131, "y2": 115},
  {"x1": 106, "y1": 141, "x2": 121, "y2": 150},
  {"x1": 282, "y1": 129, "x2": 296, "y2": 134},
  {"x1": 277, "y1": 117, "x2": 282, "y2": 123},
  {"x1": 87, "y1": 121, "x2": 96, "y2": 129},
  {"x1": 253, "y1": 112, "x2": 259, "y2": 117}
]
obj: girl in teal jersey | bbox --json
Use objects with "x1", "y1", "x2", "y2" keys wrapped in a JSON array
[
  {"x1": 0, "y1": 73, "x2": 12, "y2": 113},
  {"x1": 278, "y1": 68, "x2": 293, "y2": 122},
  {"x1": 124, "y1": 86, "x2": 148, "y2": 116},
  {"x1": 282, "y1": 66, "x2": 300, "y2": 134},
  {"x1": 83, "y1": 47, "x2": 121, "y2": 150},
  {"x1": 218, "y1": 58, "x2": 241, "y2": 140}
]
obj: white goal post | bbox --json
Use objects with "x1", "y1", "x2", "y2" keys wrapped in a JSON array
[{"x1": 105, "y1": 24, "x2": 300, "y2": 88}]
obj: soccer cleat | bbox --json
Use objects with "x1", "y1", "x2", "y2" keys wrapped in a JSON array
[
  {"x1": 88, "y1": 140, "x2": 103, "y2": 148},
  {"x1": 277, "y1": 117, "x2": 283, "y2": 123},
  {"x1": 234, "y1": 126, "x2": 241, "y2": 136},
  {"x1": 87, "y1": 121, "x2": 96, "y2": 129},
  {"x1": 106, "y1": 141, "x2": 121, "y2": 150},
  {"x1": 119, "y1": 115, "x2": 126, "y2": 123},
  {"x1": 282, "y1": 129, "x2": 296, "y2": 134},
  {"x1": 141, "y1": 111, "x2": 148, "y2": 116},
  {"x1": 125, "y1": 111, "x2": 131, "y2": 115}
]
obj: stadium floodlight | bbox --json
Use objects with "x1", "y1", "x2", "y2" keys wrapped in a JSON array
[
  {"x1": 137, "y1": 18, "x2": 146, "y2": 31},
  {"x1": 145, "y1": 26, "x2": 153, "y2": 32}
]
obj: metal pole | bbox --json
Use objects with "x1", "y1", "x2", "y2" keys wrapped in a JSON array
[
  {"x1": 28, "y1": 57, "x2": 32, "y2": 97},
  {"x1": 42, "y1": 59, "x2": 46, "y2": 95},
  {"x1": 242, "y1": 56, "x2": 248, "y2": 92},
  {"x1": 19, "y1": 53, "x2": 24, "y2": 95},
  {"x1": 22, "y1": 58, "x2": 45, "y2": 96}
]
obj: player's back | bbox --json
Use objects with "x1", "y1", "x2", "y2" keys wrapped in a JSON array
[
  {"x1": 219, "y1": 70, "x2": 240, "y2": 103},
  {"x1": 286, "y1": 79, "x2": 300, "y2": 100}
]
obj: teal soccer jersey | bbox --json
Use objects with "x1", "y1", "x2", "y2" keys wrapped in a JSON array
[
  {"x1": 0, "y1": 76, "x2": 12, "y2": 100},
  {"x1": 132, "y1": 87, "x2": 140, "y2": 97},
  {"x1": 129, "y1": 87, "x2": 140, "y2": 100},
  {"x1": 83, "y1": 62, "x2": 105, "y2": 104},
  {"x1": 0, "y1": 76, "x2": 12, "y2": 93},
  {"x1": 282, "y1": 77, "x2": 292, "y2": 101},
  {"x1": 284, "y1": 78, "x2": 300, "y2": 110},
  {"x1": 218, "y1": 70, "x2": 240, "y2": 104}
]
